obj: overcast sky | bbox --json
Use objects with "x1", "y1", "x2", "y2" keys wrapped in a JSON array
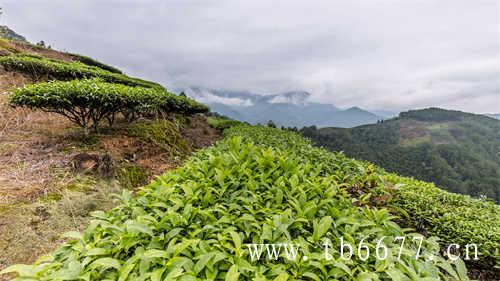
[{"x1": 3, "y1": 0, "x2": 500, "y2": 113}]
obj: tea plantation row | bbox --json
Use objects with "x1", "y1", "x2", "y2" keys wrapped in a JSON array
[
  {"x1": 0, "y1": 54, "x2": 163, "y2": 89},
  {"x1": 224, "y1": 125, "x2": 500, "y2": 270},
  {"x1": 1, "y1": 126, "x2": 479, "y2": 280},
  {"x1": 2, "y1": 54, "x2": 209, "y2": 133},
  {"x1": 9, "y1": 79, "x2": 208, "y2": 132}
]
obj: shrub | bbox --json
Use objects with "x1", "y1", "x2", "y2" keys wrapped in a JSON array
[
  {"x1": 9, "y1": 79, "x2": 209, "y2": 133},
  {"x1": 207, "y1": 117, "x2": 245, "y2": 130},
  {"x1": 69, "y1": 53, "x2": 123, "y2": 74},
  {"x1": 0, "y1": 137, "x2": 465, "y2": 280},
  {"x1": 0, "y1": 54, "x2": 163, "y2": 89},
  {"x1": 225, "y1": 125, "x2": 500, "y2": 269},
  {"x1": 386, "y1": 175, "x2": 500, "y2": 269}
]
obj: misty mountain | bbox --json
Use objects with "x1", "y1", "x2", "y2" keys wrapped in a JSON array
[
  {"x1": 371, "y1": 109, "x2": 399, "y2": 119},
  {"x1": 184, "y1": 87, "x2": 382, "y2": 128},
  {"x1": 486, "y1": 113, "x2": 500, "y2": 120}
]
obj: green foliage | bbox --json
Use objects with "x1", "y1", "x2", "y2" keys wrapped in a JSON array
[
  {"x1": 126, "y1": 120, "x2": 191, "y2": 158},
  {"x1": 9, "y1": 79, "x2": 209, "y2": 132},
  {"x1": 0, "y1": 136, "x2": 465, "y2": 280},
  {"x1": 301, "y1": 109, "x2": 500, "y2": 203},
  {"x1": 0, "y1": 54, "x2": 163, "y2": 89},
  {"x1": 227, "y1": 125, "x2": 500, "y2": 269},
  {"x1": 399, "y1": 108, "x2": 465, "y2": 122},
  {"x1": 267, "y1": 120, "x2": 277, "y2": 128},
  {"x1": 69, "y1": 53, "x2": 123, "y2": 74},
  {"x1": 207, "y1": 117, "x2": 245, "y2": 130},
  {"x1": 385, "y1": 174, "x2": 500, "y2": 269},
  {"x1": 116, "y1": 163, "x2": 150, "y2": 189}
]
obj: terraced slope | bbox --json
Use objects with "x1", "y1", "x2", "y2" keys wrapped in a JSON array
[
  {"x1": 3, "y1": 124, "x2": 498, "y2": 280},
  {"x1": 0, "y1": 36, "x2": 217, "y2": 280}
]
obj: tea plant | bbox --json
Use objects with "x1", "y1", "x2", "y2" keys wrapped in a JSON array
[
  {"x1": 225, "y1": 125, "x2": 500, "y2": 269},
  {"x1": 0, "y1": 54, "x2": 162, "y2": 89},
  {"x1": 386, "y1": 174, "x2": 500, "y2": 269},
  {"x1": 69, "y1": 53, "x2": 123, "y2": 74},
  {"x1": 207, "y1": 117, "x2": 246, "y2": 130},
  {"x1": 9, "y1": 79, "x2": 209, "y2": 133},
  {"x1": 1, "y1": 137, "x2": 466, "y2": 280}
]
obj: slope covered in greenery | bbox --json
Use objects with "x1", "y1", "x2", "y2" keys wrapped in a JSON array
[
  {"x1": 301, "y1": 108, "x2": 500, "y2": 202},
  {"x1": 0, "y1": 35, "x2": 216, "y2": 280},
  {"x1": 0, "y1": 54, "x2": 164, "y2": 89},
  {"x1": 3, "y1": 124, "x2": 498, "y2": 280}
]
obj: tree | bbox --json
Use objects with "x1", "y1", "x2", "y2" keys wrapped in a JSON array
[
  {"x1": 9, "y1": 79, "x2": 209, "y2": 135},
  {"x1": 267, "y1": 120, "x2": 276, "y2": 128}
]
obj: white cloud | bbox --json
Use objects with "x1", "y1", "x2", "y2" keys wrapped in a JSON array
[
  {"x1": 3, "y1": 0, "x2": 499, "y2": 113},
  {"x1": 268, "y1": 96, "x2": 291, "y2": 104},
  {"x1": 185, "y1": 88, "x2": 254, "y2": 106}
]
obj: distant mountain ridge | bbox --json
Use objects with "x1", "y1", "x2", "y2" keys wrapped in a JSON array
[
  {"x1": 184, "y1": 87, "x2": 382, "y2": 128},
  {"x1": 486, "y1": 113, "x2": 500, "y2": 120},
  {"x1": 301, "y1": 108, "x2": 500, "y2": 202}
]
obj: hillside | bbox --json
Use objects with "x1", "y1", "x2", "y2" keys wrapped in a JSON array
[
  {"x1": 301, "y1": 108, "x2": 500, "y2": 202},
  {"x1": 486, "y1": 113, "x2": 500, "y2": 120},
  {"x1": 0, "y1": 36, "x2": 220, "y2": 280},
  {"x1": 2, "y1": 121, "x2": 499, "y2": 280},
  {"x1": 0, "y1": 34, "x2": 498, "y2": 280},
  {"x1": 185, "y1": 88, "x2": 382, "y2": 128}
]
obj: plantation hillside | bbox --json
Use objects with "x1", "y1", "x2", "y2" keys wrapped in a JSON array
[
  {"x1": 301, "y1": 108, "x2": 500, "y2": 203},
  {"x1": 0, "y1": 34, "x2": 219, "y2": 281},
  {"x1": 1, "y1": 121, "x2": 498, "y2": 280},
  {"x1": 0, "y1": 32, "x2": 498, "y2": 280}
]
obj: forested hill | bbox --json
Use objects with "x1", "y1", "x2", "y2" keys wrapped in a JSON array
[{"x1": 301, "y1": 108, "x2": 500, "y2": 202}]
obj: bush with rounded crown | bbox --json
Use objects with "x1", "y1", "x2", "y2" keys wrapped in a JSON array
[{"x1": 9, "y1": 79, "x2": 209, "y2": 133}]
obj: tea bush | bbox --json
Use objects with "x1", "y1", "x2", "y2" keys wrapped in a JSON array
[
  {"x1": 225, "y1": 125, "x2": 500, "y2": 269},
  {"x1": 386, "y1": 174, "x2": 500, "y2": 269},
  {"x1": 0, "y1": 54, "x2": 162, "y2": 89},
  {"x1": 69, "y1": 53, "x2": 123, "y2": 74},
  {"x1": 0, "y1": 137, "x2": 465, "y2": 280},
  {"x1": 9, "y1": 79, "x2": 209, "y2": 133},
  {"x1": 207, "y1": 117, "x2": 246, "y2": 130}
]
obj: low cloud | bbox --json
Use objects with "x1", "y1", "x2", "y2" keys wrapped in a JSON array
[
  {"x1": 4, "y1": 0, "x2": 499, "y2": 113},
  {"x1": 185, "y1": 88, "x2": 254, "y2": 107}
]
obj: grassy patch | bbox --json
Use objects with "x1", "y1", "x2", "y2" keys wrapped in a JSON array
[
  {"x1": 126, "y1": 119, "x2": 191, "y2": 158},
  {"x1": 207, "y1": 116, "x2": 245, "y2": 130},
  {"x1": 0, "y1": 176, "x2": 122, "y2": 277},
  {"x1": 116, "y1": 162, "x2": 150, "y2": 189},
  {"x1": 0, "y1": 143, "x2": 15, "y2": 155},
  {"x1": 400, "y1": 135, "x2": 431, "y2": 146}
]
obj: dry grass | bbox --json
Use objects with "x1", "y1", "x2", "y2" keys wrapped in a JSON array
[
  {"x1": 0, "y1": 58, "x2": 221, "y2": 279},
  {"x1": 0, "y1": 38, "x2": 87, "y2": 65},
  {"x1": 0, "y1": 100, "x2": 221, "y2": 280},
  {"x1": 0, "y1": 93, "x2": 75, "y2": 203},
  {"x1": 0, "y1": 176, "x2": 121, "y2": 281}
]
